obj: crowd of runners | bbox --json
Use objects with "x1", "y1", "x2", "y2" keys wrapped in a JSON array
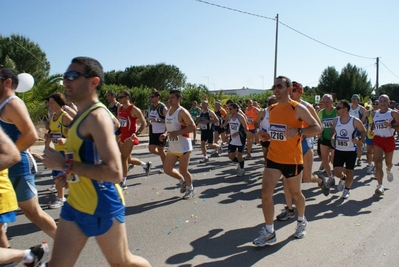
[{"x1": 0, "y1": 58, "x2": 398, "y2": 265}]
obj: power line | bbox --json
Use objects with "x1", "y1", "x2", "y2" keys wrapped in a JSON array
[
  {"x1": 10, "y1": 37, "x2": 47, "y2": 65},
  {"x1": 195, "y1": 0, "x2": 375, "y2": 60},
  {"x1": 380, "y1": 60, "x2": 399, "y2": 80}
]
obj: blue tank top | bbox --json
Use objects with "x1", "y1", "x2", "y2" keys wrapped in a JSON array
[{"x1": 0, "y1": 96, "x2": 36, "y2": 177}]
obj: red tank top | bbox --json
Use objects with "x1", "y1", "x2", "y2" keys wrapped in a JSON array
[{"x1": 119, "y1": 104, "x2": 138, "y2": 140}]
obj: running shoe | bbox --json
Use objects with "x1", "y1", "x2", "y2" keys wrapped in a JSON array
[
  {"x1": 366, "y1": 164, "x2": 374, "y2": 175},
  {"x1": 245, "y1": 154, "x2": 252, "y2": 160},
  {"x1": 26, "y1": 242, "x2": 50, "y2": 267},
  {"x1": 341, "y1": 188, "x2": 350, "y2": 199},
  {"x1": 276, "y1": 207, "x2": 295, "y2": 221},
  {"x1": 180, "y1": 181, "x2": 187, "y2": 194},
  {"x1": 357, "y1": 159, "x2": 362, "y2": 166},
  {"x1": 210, "y1": 152, "x2": 220, "y2": 157},
  {"x1": 128, "y1": 163, "x2": 135, "y2": 172},
  {"x1": 293, "y1": 219, "x2": 308, "y2": 239},
  {"x1": 375, "y1": 184, "x2": 384, "y2": 196},
  {"x1": 182, "y1": 187, "x2": 195, "y2": 199},
  {"x1": 252, "y1": 227, "x2": 276, "y2": 247},
  {"x1": 217, "y1": 146, "x2": 223, "y2": 155},
  {"x1": 144, "y1": 162, "x2": 152, "y2": 176},
  {"x1": 387, "y1": 168, "x2": 394, "y2": 182},
  {"x1": 327, "y1": 176, "x2": 335, "y2": 187},
  {"x1": 48, "y1": 184, "x2": 57, "y2": 193},
  {"x1": 199, "y1": 157, "x2": 209, "y2": 163},
  {"x1": 237, "y1": 168, "x2": 245, "y2": 177},
  {"x1": 337, "y1": 179, "x2": 345, "y2": 192},
  {"x1": 317, "y1": 174, "x2": 330, "y2": 196},
  {"x1": 48, "y1": 197, "x2": 66, "y2": 209}
]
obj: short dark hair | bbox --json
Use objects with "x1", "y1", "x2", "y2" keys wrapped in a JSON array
[
  {"x1": 230, "y1": 103, "x2": 239, "y2": 110},
  {"x1": 120, "y1": 90, "x2": 131, "y2": 99},
  {"x1": 339, "y1": 99, "x2": 351, "y2": 111},
  {"x1": 226, "y1": 99, "x2": 234, "y2": 105},
  {"x1": 106, "y1": 90, "x2": 116, "y2": 98},
  {"x1": 0, "y1": 67, "x2": 19, "y2": 89},
  {"x1": 50, "y1": 92, "x2": 67, "y2": 107},
  {"x1": 276, "y1": 75, "x2": 292, "y2": 87},
  {"x1": 71, "y1": 57, "x2": 104, "y2": 91},
  {"x1": 170, "y1": 90, "x2": 182, "y2": 99}
]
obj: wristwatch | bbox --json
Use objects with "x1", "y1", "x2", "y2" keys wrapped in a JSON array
[
  {"x1": 63, "y1": 159, "x2": 73, "y2": 174},
  {"x1": 297, "y1": 128, "x2": 303, "y2": 136}
]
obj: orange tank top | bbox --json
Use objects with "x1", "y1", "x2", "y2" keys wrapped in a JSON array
[
  {"x1": 245, "y1": 107, "x2": 258, "y2": 130},
  {"x1": 267, "y1": 100, "x2": 303, "y2": 164}
]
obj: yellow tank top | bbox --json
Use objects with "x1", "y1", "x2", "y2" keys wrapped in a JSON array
[
  {"x1": 65, "y1": 102, "x2": 125, "y2": 215},
  {"x1": 0, "y1": 169, "x2": 18, "y2": 214},
  {"x1": 49, "y1": 111, "x2": 68, "y2": 151}
]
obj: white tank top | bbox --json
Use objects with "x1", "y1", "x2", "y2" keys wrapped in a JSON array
[
  {"x1": 260, "y1": 109, "x2": 270, "y2": 132},
  {"x1": 334, "y1": 116, "x2": 356, "y2": 151},
  {"x1": 229, "y1": 116, "x2": 243, "y2": 146},
  {"x1": 165, "y1": 106, "x2": 192, "y2": 153},
  {"x1": 149, "y1": 104, "x2": 166, "y2": 134},
  {"x1": 349, "y1": 105, "x2": 361, "y2": 118},
  {"x1": 373, "y1": 109, "x2": 395, "y2": 137}
]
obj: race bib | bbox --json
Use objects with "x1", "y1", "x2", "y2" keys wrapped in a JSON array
[
  {"x1": 65, "y1": 152, "x2": 80, "y2": 183},
  {"x1": 247, "y1": 117, "x2": 253, "y2": 123},
  {"x1": 374, "y1": 120, "x2": 386, "y2": 130},
  {"x1": 169, "y1": 136, "x2": 180, "y2": 142},
  {"x1": 51, "y1": 132, "x2": 62, "y2": 144},
  {"x1": 201, "y1": 123, "x2": 208, "y2": 130},
  {"x1": 119, "y1": 117, "x2": 127, "y2": 127},
  {"x1": 322, "y1": 118, "x2": 333, "y2": 129},
  {"x1": 214, "y1": 121, "x2": 220, "y2": 126},
  {"x1": 336, "y1": 137, "x2": 349, "y2": 147},
  {"x1": 269, "y1": 123, "x2": 286, "y2": 141}
]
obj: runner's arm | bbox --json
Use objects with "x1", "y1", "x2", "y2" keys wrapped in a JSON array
[{"x1": 0, "y1": 127, "x2": 21, "y2": 171}]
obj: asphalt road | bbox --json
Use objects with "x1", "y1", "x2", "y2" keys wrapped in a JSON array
[{"x1": 7, "y1": 137, "x2": 399, "y2": 267}]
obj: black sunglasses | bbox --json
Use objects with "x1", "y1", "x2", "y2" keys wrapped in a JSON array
[
  {"x1": 336, "y1": 106, "x2": 344, "y2": 110},
  {"x1": 117, "y1": 95, "x2": 127, "y2": 99},
  {"x1": 63, "y1": 71, "x2": 93, "y2": 81},
  {"x1": 272, "y1": 84, "x2": 285, "y2": 90}
]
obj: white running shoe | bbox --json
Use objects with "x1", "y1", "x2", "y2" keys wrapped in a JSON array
[
  {"x1": 337, "y1": 179, "x2": 345, "y2": 192},
  {"x1": 366, "y1": 164, "x2": 374, "y2": 175},
  {"x1": 375, "y1": 184, "x2": 384, "y2": 196},
  {"x1": 387, "y1": 168, "x2": 394, "y2": 182},
  {"x1": 252, "y1": 227, "x2": 276, "y2": 247},
  {"x1": 341, "y1": 188, "x2": 350, "y2": 199}
]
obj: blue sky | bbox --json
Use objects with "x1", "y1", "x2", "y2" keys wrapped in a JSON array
[{"x1": 2, "y1": 0, "x2": 398, "y2": 91}]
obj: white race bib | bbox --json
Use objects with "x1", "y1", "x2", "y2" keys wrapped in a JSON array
[{"x1": 269, "y1": 123, "x2": 286, "y2": 141}]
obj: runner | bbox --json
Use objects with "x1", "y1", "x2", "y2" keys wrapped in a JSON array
[
  {"x1": 372, "y1": 94, "x2": 399, "y2": 195},
  {"x1": 198, "y1": 100, "x2": 222, "y2": 163},
  {"x1": 244, "y1": 99, "x2": 260, "y2": 159},
  {"x1": 148, "y1": 90, "x2": 167, "y2": 172},
  {"x1": 331, "y1": 99, "x2": 366, "y2": 199},
  {"x1": 349, "y1": 94, "x2": 367, "y2": 166},
  {"x1": 252, "y1": 76, "x2": 321, "y2": 247},
  {"x1": 213, "y1": 100, "x2": 228, "y2": 154},
  {"x1": 0, "y1": 67, "x2": 57, "y2": 239},
  {"x1": 105, "y1": 90, "x2": 121, "y2": 141},
  {"x1": 161, "y1": 90, "x2": 196, "y2": 199},
  {"x1": 43, "y1": 56, "x2": 151, "y2": 267},
  {"x1": 365, "y1": 100, "x2": 379, "y2": 174},
  {"x1": 117, "y1": 90, "x2": 151, "y2": 189},
  {"x1": 227, "y1": 103, "x2": 248, "y2": 176},
  {"x1": 189, "y1": 101, "x2": 201, "y2": 145},
  {"x1": 45, "y1": 93, "x2": 73, "y2": 209}
]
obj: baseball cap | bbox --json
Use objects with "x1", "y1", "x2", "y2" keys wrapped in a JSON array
[
  {"x1": 292, "y1": 81, "x2": 303, "y2": 94},
  {"x1": 352, "y1": 94, "x2": 360, "y2": 100}
]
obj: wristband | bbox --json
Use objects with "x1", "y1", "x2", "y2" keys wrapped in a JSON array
[{"x1": 63, "y1": 159, "x2": 73, "y2": 174}]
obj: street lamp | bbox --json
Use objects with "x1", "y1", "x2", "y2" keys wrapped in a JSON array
[{"x1": 202, "y1": 76, "x2": 209, "y2": 89}]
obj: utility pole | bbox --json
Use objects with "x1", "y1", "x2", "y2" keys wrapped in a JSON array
[
  {"x1": 375, "y1": 57, "x2": 379, "y2": 96},
  {"x1": 273, "y1": 14, "x2": 279, "y2": 83}
]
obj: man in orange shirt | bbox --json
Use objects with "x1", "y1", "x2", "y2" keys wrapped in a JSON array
[
  {"x1": 252, "y1": 76, "x2": 321, "y2": 247},
  {"x1": 245, "y1": 99, "x2": 260, "y2": 159}
]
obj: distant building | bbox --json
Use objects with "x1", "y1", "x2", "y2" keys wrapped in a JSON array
[{"x1": 210, "y1": 87, "x2": 268, "y2": 97}]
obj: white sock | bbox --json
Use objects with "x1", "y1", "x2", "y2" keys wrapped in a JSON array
[
  {"x1": 140, "y1": 162, "x2": 146, "y2": 168},
  {"x1": 22, "y1": 249, "x2": 34, "y2": 264},
  {"x1": 122, "y1": 177, "x2": 127, "y2": 185},
  {"x1": 298, "y1": 216, "x2": 305, "y2": 222},
  {"x1": 265, "y1": 224, "x2": 274, "y2": 233}
]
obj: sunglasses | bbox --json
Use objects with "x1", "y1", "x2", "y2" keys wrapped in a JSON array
[
  {"x1": 373, "y1": 102, "x2": 379, "y2": 105},
  {"x1": 272, "y1": 84, "x2": 285, "y2": 90},
  {"x1": 292, "y1": 89, "x2": 298, "y2": 93},
  {"x1": 63, "y1": 71, "x2": 93, "y2": 81},
  {"x1": 336, "y1": 106, "x2": 344, "y2": 110},
  {"x1": 117, "y1": 95, "x2": 127, "y2": 99},
  {"x1": 150, "y1": 95, "x2": 157, "y2": 98}
]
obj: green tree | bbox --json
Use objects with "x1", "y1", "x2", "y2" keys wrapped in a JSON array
[
  {"x1": 337, "y1": 63, "x2": 372, "y2": 100},
  {"x1": 317, "y1": 66, "x2": 339, "y2": 96},
  {"x1": 378, "y1": 83, "x2": 399, "y2": 101},
  {"x1": 0, "y1": 34, "x2": 51, "y2": 81}
]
